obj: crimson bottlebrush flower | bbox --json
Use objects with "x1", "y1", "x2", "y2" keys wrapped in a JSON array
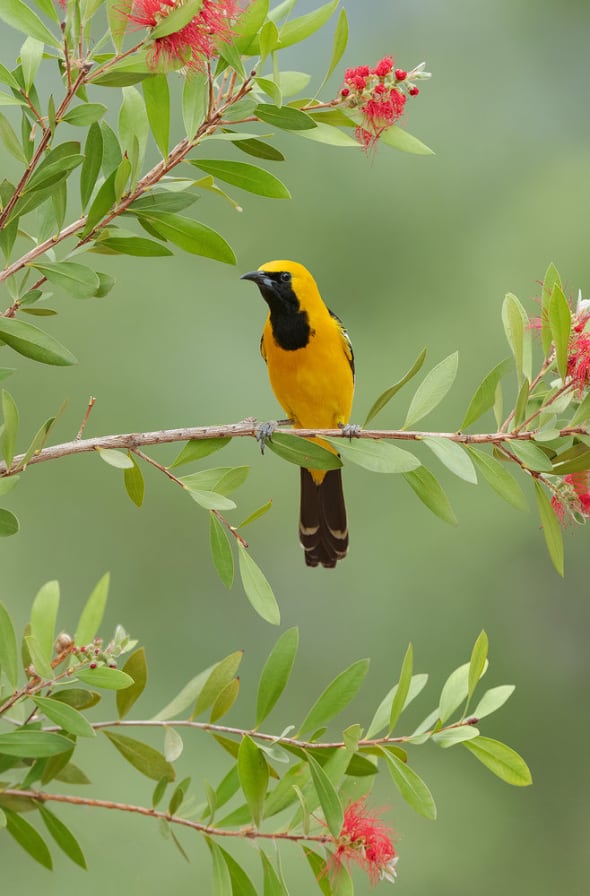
[
  {"x1": 327, "y1": 799, "x2": 398, "y2": 886},
  {"x1": 127, "y1": 0, "x2": 243, "y2": 71},
  {"x1": 340, "y1": 57, "x2": 429, "y2": 149},
  {"x1": 552, "y1": 471, "x2": 590, "y2": 525}
]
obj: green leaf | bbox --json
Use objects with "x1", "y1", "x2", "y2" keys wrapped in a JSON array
[
  {"x1": 381, "y1": 749, "x2": 437, "y2": 819},
  {"x1": 0, "y1": 599, "x2": 18, "y2": 688},
  {"x1": 366, "y1": 673, "x2": 428, "y2": 739},
  {"x1": 38, "y1": 805, "x2": 86, "y2": 868},
  {"x1": 4, "y1": 809, "x2": 53, "y2": 869},
  {"x1": 473, "y1": 685, "x2": 515, "y2": 720},
  {"x1": 541, "y1": 262, "x2": 561, "y2": 356},
  {"x1": 181, "y1": 70, "x2": 207, "y2": 137},
  {"x1": 32, "y1": 696, "x2": 95, "y2": 738},
  {"x1": 438, "y1": 661, "x2": 477, "y2": 724},
  {"x1": 422, "y1": 437, "x2": 477, "y2": 483},
  {"x1": 0, "y1": 111, "x2": 26, "y2": 162},
  {"x1": 0, "y1": 507, "x2": 19, "y2": 536},
  {"x1": 143, "y1": 74, "x2": 170, "y2": 158},
  {"x1": 297, "y1": 121, "x2": 359, "y2": 147},
  {"x1": 233, "y1": 135, "x2": 284, "y2": 161},
  {"x1": 107, "y1": 0, "x2": 131, "y2": 51},
  {"x1": 303, "y1": 848, "x2": 332, "y2": 896},
  {"x1": 153, "y1": 664, "x2": 216, "y2": 721},
  {"x1": 150, "y1": 0, "x2": 203, "y2": 37},
  {"x1": 103, "y1": 731, "x2": 175, "y2": 781},
  {"x1": 20, "y1": 37, "x2": 44, "y2": 91},
  {"x1": 96, "y1": 235, "x2": 172, "y2": 257},
  {"x1": 119, "y1": 85, "x2": 148, "y2": 178},
  {"x1": 238, "y1": 735, "x2": 268, "y2": 827},
  {"x1": 462, "y1": 736, "x2": 532, "y2": 786},
  {"x1": 28, "y1": 262, "x2": 100, "y2": 299},
  {"x1": 1, "y1": 388, "x2": 18, "y2": 469},
  {"x1": 324, "y1": 7, "x2": 348, "y2": 83},
  {"x1": 61, "y1": 103, "x2": 107, "y2": 126},
  {"x1": 549, "y1": 282, "x2": 571, "y2": 381},
  {"x1": 51, "y1": 688, "x2": 101, "y2": 711},
  {"x1": 82, "y1": 167, "x2": 118, "y2": 237},
  {"x1": 24, "y1": 633, "x2": 53, "y2": 679},
  {"x1": 268, "y1": 432, "x2": 341, "y2": 470},
  {"x1": 164, "y1": 729, "x2": 184, "y2": 764},
  {"x1": 20, "y1": 414, "x2": 57, "y2": 470},
  {"x1": 185, "y1": 487, "x2": 236, "y2": 511},
  {"x1": 261, "y1": 851, "x2": 286, "y2": 896},
  {"x1": 388, "y1": 643, "x2": 413, "y2": 734},
  {"x1": 327, "y1": 437, "x2": 419, "y2": 473},
  {"x1": 207, "y1": 838, "x2": 232, "y2": 896},
  {"x1": 256, "y1": 627, "x2": 299, "y2": 725},
  {"x1": 255, "y1": 103, "x2": 316, "y2": 130},
  {"x1": 80, "y1": 121, "x2": 104, "y2": 210},
  {"x1": 238, "y1": 499, "x2": 272, "y2": 528},
  {"x1": 509, "y1": 440, "x2": 553, "y2": 473},
  {"x1": 306, "y1": 751, "x2": 343, "y2": 838},
  {"x1": 190, "y1": 159, "x2": 290, "y2": 198},
  {"x1": 403, "y1": 465, "x2": 458, "y2": 524},
  {"x1": 432, "y1": 725, "x2": 480, "y2": 748},
  {"x1": 123, "y1": 454, "x2": 145, "y2": 506},
  {"x1": 210, "y1": 677, "x2": 240, "y2": 723},
  {"x1": 468, "y1": 631, "x2": 488, "y2": 701},
  {"x1": 512, "y1": 377, "x2": 530, "y2": 428},
  {"x1": 192, "y1": 650, "x2": 243, "y2": 717},
  {"x1": 0, "y1": 0, "x2": 61, "y2": 47},
  {"x1": 534, "y1": 479, "x2": 564, "y2": 576},
  {"x1": 96, "y1": 447, "x2": 134, "y2": 470},
  {"x1": 76, "y1": 667, "x2": 134, "y2": 689},
  {"x1": 403, "y1": 352, "x2": 458, "y2": 428},
  {"x1": 0, "y1": 64, "x2": 20, "y2": 90},
  {"x1": 238, "y1": 544, "x2": 280, "y2": 625},
  {"x1": 0, "y1": 730, "x2": 72, "y2": 757},
  {"x1": 116, "y1": 647, "x2": 147, "y2": 718},
  {"x1": 363, "y1": 348, "x2": 427, "y2": 427},
  {"x1": 461, "y1": 358, "x2": 513, "y2": 429},
  {"x1": 217, "y1": 846, "x2": 258, "y2": 896},
  {"x1": 209, "y1": 512, "x2": 234, "y2": 588},
  {"x1": 379, "y1": 124, "x2": 434, "y2": 155},
  {"x1": 74, "y1": 572, "x2": 110, "y2": 645},
  {"x1": 299, "y1": 658, "x2": 369, "y2": 736},
  {"x1": 170, "y1": 437, "x2": 230, "y2": 468},
  {"x1": 502, "y1": 292, "x2": 531, "y2": 383},
  {"x1": 277, "y1": 0, "x2": 338, "y2": 48},
  {"x1": 465, "y1": 446, "x2": 528, "y2": 511},
  {"x1": 0, "y1": 475, "x2": 18, "y2": 495},
  {"x1": 134, "y1": 210, "x2": 236, "y2": 264}
]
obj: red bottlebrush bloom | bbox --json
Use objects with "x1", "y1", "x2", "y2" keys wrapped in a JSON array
[
  {"x1": 341, "y1": 55, "x2": 427, "y2": 149},
  {"x1": 127, "y1": 0, "x2": 243, "y2": 71},
  {"x1": 552, "y1": 471, "x2": 590, "y2": 525},
  {"x1": 327, "y1": 799, "x2": 398, "y2": 886},
  {"x1": 567, "y1": 330, "x2": 590, "y2": 395}
]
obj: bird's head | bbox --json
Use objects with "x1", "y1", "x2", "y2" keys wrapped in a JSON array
[{"x1": 241, "y1": 260, "x2": 319, "y2": 315}]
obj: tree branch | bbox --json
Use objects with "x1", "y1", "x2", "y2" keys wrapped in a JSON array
[
  {"x1": 0, "y1": 788, "x2": 332, "y2": 844},
  {"x1": 0, "y1": 419, "x2": 586, "y2": 478}
]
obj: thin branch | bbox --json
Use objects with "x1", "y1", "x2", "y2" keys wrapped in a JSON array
[
  {"x1": 0, "y1": 789, "x2": 332, "y2": 844},
  {"x1": 0, "y1": 419, "x2": 587, "y2": 478},
  {"x1": 75, "y1": 396, "x2": 96, "y2": 440},
  {"x1": 39, "y1": 714, "x2": 478, "y2": 750}
]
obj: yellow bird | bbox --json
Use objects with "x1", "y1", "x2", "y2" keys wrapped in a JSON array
[{"x1": 241, "y1": 260, "x2": 355, "y2": 568}]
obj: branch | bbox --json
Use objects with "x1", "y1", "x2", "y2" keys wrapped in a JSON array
[
  {"x1": 0, "y1": 419, "x2": 587, "y2": 477},
  {"x1": 0, "y1": 788, "x2": 332, "y2": 845}
]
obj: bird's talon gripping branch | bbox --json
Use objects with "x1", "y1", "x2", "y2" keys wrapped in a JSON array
[
  {"x1": 256, "y1": 421, "x2": 278, "y2": 454},
  {"x1": 339, "y1": 422, "x2": 361, "y2": 441}
]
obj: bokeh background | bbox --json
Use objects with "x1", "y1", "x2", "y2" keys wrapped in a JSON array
[{"x1": 1, "y1": 1, "x2": 590, "y2": 893}]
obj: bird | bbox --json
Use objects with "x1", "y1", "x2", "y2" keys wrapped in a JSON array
[{"x1": 241, "y1": 260, "x2": 355, "y2": 568}]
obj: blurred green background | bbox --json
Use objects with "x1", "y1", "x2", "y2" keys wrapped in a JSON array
[{"x1": 2, "y1": 0, "x2": 590, "y2": 892}]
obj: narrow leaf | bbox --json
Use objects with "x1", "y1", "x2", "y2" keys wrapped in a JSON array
[
  {"x1": 306, "y1": 752, "x2": 343, "y2": 838},
  {"x1": 116, "y1": 647, "x2": 147, "y2": 718},
  {"x1": 0, "y1": 599, "x2": 18, "y2": 687},
  {"x1": 534, "y1": 479, "x2": 564, "y2": 576},
  {"x1": 0, "y1": 730, "x2": 72, "y2": 757},
  {"x1": 422, "y1": 437, "x2": 477, "y2": 483},
  {"x1": 462, "y1": 736, "x2": 532, "y2": 786},
  {"x1": 327, "y1": 437, "x2": 419, "y2": 473},
  {"x1": 0, "y1": 508, "x2": 18, "y2": 536},
  {"x1": 473, "y1": 685, "x2": 515, "y2": 720},
  {"x1": 170, "y1": 437, "x2": 230, "y2": 468},
  {"x1": 75, "y1": 667, "x2": 134, "y2": 689},
  {"x1": 74, "y1": 572, "x2": 110, "y2": 645},
  {"x1": 1, "y1": 388, "x2": 18, "y2": 470},
  {"x1": 403, "y1": 352, "x2": 458, "y2": 428},
  {"x1": 256, "y1": 627, "x2": 299, "y2": 725},
  {"x1": 0, "y1": 317, "x2": 77, "y2": 366},
  {"x1": 124, "y1": 454, "x2": 145, "y2": 507},
  {"x1": 255, "y1": 103, "x2": 316, "y2": 130},
  {"x1": 190, "y1": 160, "x2": 290, "y2": 198},
  {"x1": 299, "y1": 658, "x2": 369, "y2": 736},
  {"x1": 468, "y1": 631, "x2": 488, "y2": 701},
  {"x1": 461, "y1": 358, "x2": 514, "y2": 429},
  {"x1": 38, "y1": 804, "x2": 86, "y2": 868},
  {"x1": 388, "y1": 643, "x2": 413, "y2": 734},
  {"x1": 143, "y1": 74, "x2": 170, "y2": 158},
  {"x1": 209, "y1": 512, "x2": 234, "y2": 588},
  {"x1": 269, "y1": 432, "x2": 341, "y2": 470},
  {"x1": 366, "y1": 673, "x2": 428, "y2": 739},
  {"x1": 5, "y1": 809, "x2": 53, "y2": 869},
  {"x1": 363, "y1": 347, "x2": 427, "y2": 426},
  {"x1": 28, "y1": 262, "x2": 100, "y2": 300},
  {"x1": 403, "y1": 465, "x2": 458, "y2": 525},
  {"x1": 549, "y1": 282, "x2": 571, "y2": 381},
  {"x1": 103, "y1": 731, "x2": 175, "y2": 781},
  {"x1": 465, "y1": 446, "x2": 528, "y2": 511},
  {"x1": 0, "y1": 0, "x2": 61, "y2": 47},
  {"x1": 33, "y1": 696, "x2": 95, "y2": 738},
  {"x1": 238, "y1": 735, "x2": 268, "y2": 827},
  {"x1": 192, "y1": 650, "x2": 243, "y2": 717},
  {"x1": 238, "y1": 544, "x2": 280, "y2": 625},
  {"x1": 382, "y1": 749, "x2": 437, "y2": 820}
]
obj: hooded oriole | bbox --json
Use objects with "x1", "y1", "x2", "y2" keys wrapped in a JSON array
[{"x1": 241, "y1": 260, "x2": 354, "y2": 568}]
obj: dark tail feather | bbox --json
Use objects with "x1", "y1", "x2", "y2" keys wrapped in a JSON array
[{"x1": 299, "y1": 468, "x2": 348, "y2": 568}]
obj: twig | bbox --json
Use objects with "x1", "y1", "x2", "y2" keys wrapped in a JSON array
[
  {"x1": 0, "y1": 789, "x2": 333, "y2": 844},
  {"x1": 75, "y1": 396, "x2": 96, "y2": 440},
  {"x1": 0, "y1": 420, "x2": 587, "y2": 478}
]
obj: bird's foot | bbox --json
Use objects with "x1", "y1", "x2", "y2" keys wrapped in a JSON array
[
  {"x1": 256, "y1": 419, "x2": 293, "y2": 454},
  {"x1": 339, "y1": 422, "x2": 361, "y2": 441}
]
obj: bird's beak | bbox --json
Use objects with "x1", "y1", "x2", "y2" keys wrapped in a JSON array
[{"x1": 240, "y1": 270, "x2": 266, "y2": 285}]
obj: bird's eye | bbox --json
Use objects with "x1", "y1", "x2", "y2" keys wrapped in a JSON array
[{"x1": 280, "y1": 271, "x2": 291, "y2": 283}]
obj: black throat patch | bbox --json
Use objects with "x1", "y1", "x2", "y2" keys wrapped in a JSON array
[{"x1": 270, "y1": 307, "x2": 311, "y2": 351}]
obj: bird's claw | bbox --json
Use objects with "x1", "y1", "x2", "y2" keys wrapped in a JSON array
[
  {"x1": 256, "y1": 420, "x2": 278, "y2": 454},
  {"x1": 339, "y1": 422, "x2": 361, "y2": 442}
]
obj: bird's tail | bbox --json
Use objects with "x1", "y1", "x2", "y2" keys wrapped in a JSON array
[{"x1": 299, "y1": 468, "x2": 348, "y2": 568}]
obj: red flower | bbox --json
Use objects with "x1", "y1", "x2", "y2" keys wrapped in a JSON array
[
  {"x1": 567, "y1": 330, "x2": 590, "y2": 395},
  {"x1": 341, "y1": 55, "x2": 426, "y2": 149},
  {"x1": 327, "y1": 799, "x2": 398, "y2": 885},
  {"x1": 552, "y1": 471, "x2": 590, "y2": 525},
  {"x1": 127, "y1": 0, "x2": 243, "y2": 71}
]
